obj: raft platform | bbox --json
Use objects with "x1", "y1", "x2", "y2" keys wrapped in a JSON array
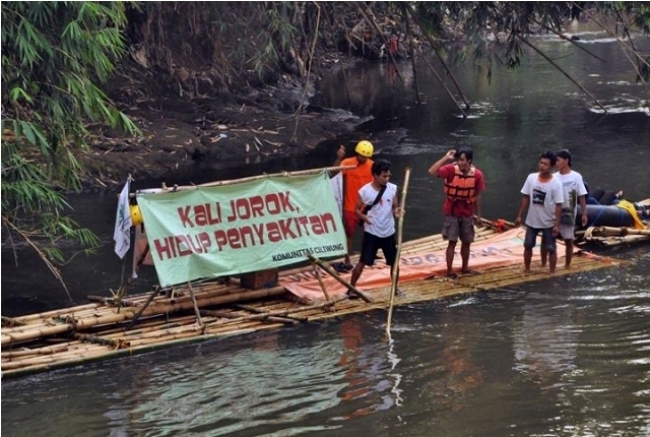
[
  {"x1": 0, "y1": 219, "x2": 630, "y2": 379},
  {"x1": 575, "y1": 198, "x2": 650, "y2": 247}
]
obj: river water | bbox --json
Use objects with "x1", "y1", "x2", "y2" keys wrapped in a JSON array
[{"x1": 2, "y1": 27, "x2": 650, "y2": 436}]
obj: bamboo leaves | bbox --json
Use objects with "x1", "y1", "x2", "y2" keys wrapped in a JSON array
[{"x1": 1, "y1": 2, "x2": 137, "y2": 294}]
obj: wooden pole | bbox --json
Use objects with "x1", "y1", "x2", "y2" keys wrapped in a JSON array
[
  {"x1": 306, "y1": 254, "x2": 373, "y2": 303},
  {"x1": 386, "y1": 168, "x2": 412, "y2": 338},
  {"x1": 136, "y1": 166, "x2": 354, "y2": 194}
]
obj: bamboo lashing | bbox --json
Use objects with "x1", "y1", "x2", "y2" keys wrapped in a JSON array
[{"x1": 387, "y1": 168, "x2": 411, "y2": 338}]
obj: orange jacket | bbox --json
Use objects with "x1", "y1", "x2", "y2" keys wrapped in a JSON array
[
  {"x1": 444, "y1": 164, "x2": 477, "y2": 203},
  {"x1": 341, "y1": 157, "x2": 374, "y2": 212}
]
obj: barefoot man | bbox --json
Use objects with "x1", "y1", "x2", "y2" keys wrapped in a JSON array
[{"x1": 515, "y1": 151, "x2": 564, "y2": 274}]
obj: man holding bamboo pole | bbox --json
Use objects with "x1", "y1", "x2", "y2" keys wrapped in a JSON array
[
  {"x1": 428, "y1": 147, "x2": 486, "y2": 279},
  {"x1": 347, "y1": 159, "x2": 403, "y2": 299}
]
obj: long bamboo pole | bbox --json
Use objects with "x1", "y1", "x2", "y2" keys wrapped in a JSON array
[
  {"x1": 386, "y1": 168, "x2": 412, "y2": 338},
  {"x1": 136, "y1": 166, "x2": 354, "y2": 194},
  {"x1": 517, "y1": 35, "x2": 607, "y2": 113},
  {"x1": 404, "y1": 6, "x2": 471, "y2": 109},
  {"x1": 419, "y1": 54, "x2": 468, "y2": 119}
]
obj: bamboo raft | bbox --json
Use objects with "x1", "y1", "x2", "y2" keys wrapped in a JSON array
[
  {"x1": 0, "y1": 219, "x2": 629, "y2": 379},
  {"x1": 575, "y1": 198, "x2": 650, "y2": 247}
]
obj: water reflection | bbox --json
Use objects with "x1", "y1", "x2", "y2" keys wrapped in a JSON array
[{"x1": 513, "y1": 292, "x2": 580, "y2": 386}]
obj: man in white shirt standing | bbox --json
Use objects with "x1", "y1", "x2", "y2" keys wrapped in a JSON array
[
  {"x1": 348, "y1": 159, "x2": 403, "y2": 298},
  {"x1": 515, "y1": 151, "x2": 564, "y2": 274},
  {"x1": 551, "y1": 149, "x2": 588, "y2": 269}
]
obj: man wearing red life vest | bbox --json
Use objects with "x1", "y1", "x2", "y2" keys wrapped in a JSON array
[{"x1": 428, "y1": 147, "x2": 486, "y2": 278}]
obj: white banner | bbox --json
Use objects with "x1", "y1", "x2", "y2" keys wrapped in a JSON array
[
  {"x1": 330, "y1": 172, "x2": 343, "y2": 217},
  {"x1": 114, "y1": 178, "x2": 132, "y2": 259}
]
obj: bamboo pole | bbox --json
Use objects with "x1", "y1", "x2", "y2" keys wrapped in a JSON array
[
  {"x1": 136, "y1": 166, "x2": 354, "y2": 194},
  {"x1": 387, "y1": 168, "x2": 412, "y2": 338},
  {"x1": 312, "y1": 261, "x2": 332, "y2": 303},
  {"x1": 306, "y1": 254, "x2": 373, "y2": 303},
  {"x1": 517, "y1": 35, "x2": 607, "y2": 113},
  {"x1": 1, "y1": 316, "x2": 25, "y2": 327},
  {"x1": 354, "y1": 3, "x2": 405, "y2": 84},
  {"x1": 2, "y1": 285, "x2": 288, "y2": 347},
  {"x1": 593, "y1": 226, "x2": 650, "y2": 236},
  {"x1": 231, "y1": 304, "x2": 303, "y2": 323},
  {"x1": 2, "y1": 254, "x2": 620, "y2": 379},
  {"x1": 187, "y1": 282, "x2": 204, "y2": 328},
  {"x1": 125, "y1": 286, "x2": 160, "y2": 331},
  {"x1": 403, "y1": 5, "x2": 421, "y2": 104},
  {"x1": 404, "y1": 6, "x2": 471, "y2": 109},
  {"x1": 419, "y1": 54, "x2": 467, "y2": 119}
]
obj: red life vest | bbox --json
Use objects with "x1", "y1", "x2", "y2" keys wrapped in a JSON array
[{"x1": 444, "y1": 164, "x2": 477, "y2": 203}]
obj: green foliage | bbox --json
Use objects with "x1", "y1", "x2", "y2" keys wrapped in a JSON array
[{"x1": 1, "y1": 2, "x2": 138, "y2": 284}]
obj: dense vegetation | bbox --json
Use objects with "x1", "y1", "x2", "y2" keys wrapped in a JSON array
[{"x1": 2, "y1": 1, "x2": 649, "y2": 291}]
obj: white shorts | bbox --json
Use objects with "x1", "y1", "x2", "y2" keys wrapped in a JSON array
[{"x1": 559, "y1": 224, "x2": 575, "y2": 241}]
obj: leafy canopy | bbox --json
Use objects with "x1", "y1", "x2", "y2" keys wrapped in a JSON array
[{"x1": 1, "y1": 2, "x2": 138, "y2": 295}]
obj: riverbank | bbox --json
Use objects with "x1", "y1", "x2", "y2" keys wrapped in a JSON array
[{"x1": 79, "y1": 57, "x2": 369, "y2": 192}]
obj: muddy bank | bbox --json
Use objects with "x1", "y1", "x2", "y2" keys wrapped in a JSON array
[{"x1": 82, "y1": 67, "x2": 370, "y2": 191}]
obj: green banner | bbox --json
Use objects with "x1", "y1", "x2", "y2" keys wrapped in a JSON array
[{"x1": 136, "y1": 170, "x2": 346, "y2": 287}]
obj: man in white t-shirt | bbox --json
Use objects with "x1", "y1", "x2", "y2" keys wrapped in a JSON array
[
  {"x1": 515, "y1": 151, "x2": 564, "y2": 274},
  {"x1": 549, "y1": 149, "x2": 588, "y2": 269},
  {"x1": 347, "y1": 159, "x2": 403, "y2": 298}
]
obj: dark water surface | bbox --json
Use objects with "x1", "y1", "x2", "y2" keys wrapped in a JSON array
[{"x1": 3, "y1": 28, "x2": 650, "y2": 436}]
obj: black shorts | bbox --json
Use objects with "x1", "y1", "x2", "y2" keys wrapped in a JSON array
[{"x1": 359, "y1": 232, "x2": 397, "y2": 266}]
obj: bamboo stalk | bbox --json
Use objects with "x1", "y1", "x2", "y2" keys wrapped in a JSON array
[
  {"x1": 354, "y1": 3, "x2": 405, "y2": 84},
  {"x1": 2, "y1": 343, "x2": 69, "y2": 358},
  {"x1": 405, "y1": 6, "x2": 471, "y2": 109},
  {"x1": 230, "y1": 304, "x2": 303, "y2": 322},
  {"x1": 187, "y1": 282, "x2": 204, "y2": 328},
  {"x1": 137, "y1": 166, "x2": 354, "y2": 194},
  {"x1": 387, "y1": 168, "x2": 411, "y2": 338},
  {"x1": 1, "y1": 316, "x2": 26, "y2": 327},
  {"x1": 593, "y1": 226, "x2": 650, "y2": 236},
  {"x1": 403, "y1": 9, "x2": 421, "y2": 104},
  {"x1": 517, "y1": 35, "x2": 607, "y2": 113},
  {"x1": 419, "y1": 54, "x2": 468, "y2": 119},
  {"x1": 125, "y1": 286, "x2": 160, "y2": 330},
  {"x1": 2, "y1": 285, "x2": 288, "y2": 347},
  {"x1": 307, "y1": 254, "x2": 373, "y2": 302},
  {"x1": 312, "y1": 261, "x2": 332, "y2": 303}
]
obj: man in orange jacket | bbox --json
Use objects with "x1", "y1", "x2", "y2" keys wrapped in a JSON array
[{"x1": 332, "y1": 140, "x2": 375, "y2": 270}]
